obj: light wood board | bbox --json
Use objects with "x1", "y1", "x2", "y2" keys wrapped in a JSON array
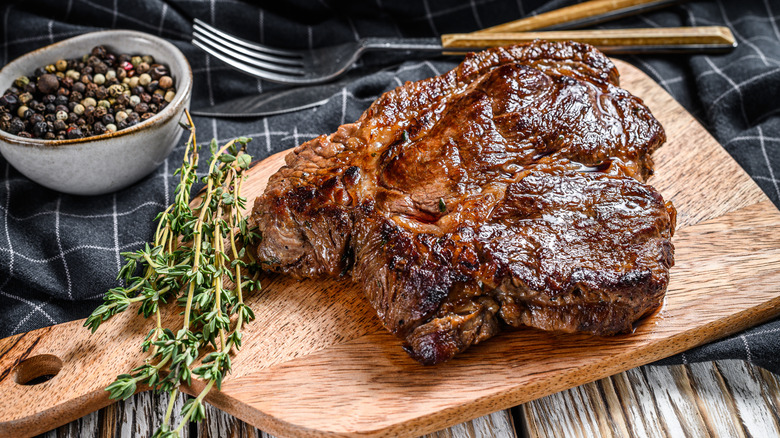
[{"x1": 1, "y1": 59, "x2": 780, "y2": 438}]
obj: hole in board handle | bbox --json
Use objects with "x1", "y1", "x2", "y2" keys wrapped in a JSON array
[{"x1": 13, "y1": 354, "x2": 63, "y2": 386}]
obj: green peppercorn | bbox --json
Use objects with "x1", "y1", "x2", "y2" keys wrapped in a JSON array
[
  {"x1": 65, "y1": 69, "x2": 80, "y2": 80},
  {"x1": 45, "y1": 64, "x2": 56, "y2": 73},
  {"x1": 142, "y1": 55, "x2": 154, "y2": 64},
  {"x1": 164, "y1": 90, "x2": 176, "y2": 103},
  {"x1": 93, "y1": 73, "x2": 106, "y2": 85},
  {"x1": 98, "y1": 99, "x2": 110, "y2": 109},
  {"x1": 128, "y1": 76, "x2": 139, "y2": 88},
  {"x1": 14, "y1": 76, "x2": 29, "y2": 88},
  {"x1": 131, "y1": 56, "x2": 142, "y2": 68},
  {"x1": 129, "y1": 95, "x2": 141, "y2": 106},
  {"x1": 138, "y1": 73, "x2": 151, "y2": 87},
  {"x1": 108, "y1": 84, "x2": 123, "y2": 97},
  {"x1": 18, "y1": 92, "x2": 33, "y2": 104}
]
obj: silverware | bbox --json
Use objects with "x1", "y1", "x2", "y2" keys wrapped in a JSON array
[
  {"x1": 193, "y1": 19, "x2": 734, "y2": 86},
  {"x1": 189, "y1": 77, "x2": 354, "y2": 118}
]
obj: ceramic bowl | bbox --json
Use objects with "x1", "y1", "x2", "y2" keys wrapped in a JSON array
[{"x1": 0, "y1": 30, "x2": 192, "y2": 196}]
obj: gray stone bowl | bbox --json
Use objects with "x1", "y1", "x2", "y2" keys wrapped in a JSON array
[{"x1": 0, "y1": 30, "x2": 192, "y2": 195}]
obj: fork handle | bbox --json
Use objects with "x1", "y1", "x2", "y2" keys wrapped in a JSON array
[
  {"x1": 473, "y1": 0, "x2": 684, "y2": 33},
  {"x1": 440, "y1": 26, "x2": 736, "y2": 54}
]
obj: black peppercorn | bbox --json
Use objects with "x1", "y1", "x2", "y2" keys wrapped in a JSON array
[
  {"x1": 45, "y1": 103, "x2": 56, "y2": 114},
  {"x1": 33, "y1": 67, "x2": 46, "y2": 78},
  {"x1": 53, "y1": 119, "x2": 67, "y2": 131},
  {"x1": 17, "y1": 131, "x2": 32, "y2": 138},
  {"x1": 134, "y1": 103, "x2": 148, "y2": 114},
  {"x1": 95, "y1": 86, "x2": 108, "y2": 100},
  {"x1": 115, "y1": 94, "x2": 129, "y2": 106},
  {"x1": 93, "y1": 121, "x2": 106, "y2": 134},
  {"x1": 102, "y1": 114, "x2": 114, "y2": 125},
  {"x1": 66, "y1": 127, "x2": 83, "y2": 139},
  {"x1": 140, "y1": 93, "x2": 151, "y2": 104},
  {"x1": 91, "y1": 45, "x2": 107, "y2": 58},
  {"x1": 69, "y1": 91, "x2": 83, "y2": 102},
  {"x1": 94, "y1": 62, "x2": 108, "y2": 75},
  {"x1": 147, "y1": 81, "x2": 159, "y2": 93},
  {"x1": 37, "y1": 74, "x2": 59, "y2": 94},
  {"x1": 8, "y1": 118, "x2": 25, "y2": 134},
  {"x1": 30, "y1": 113, "x2": 44, "y2": 124},
  {"x1": 68, "y1": 112, "x2": 78, "y2": 123},
  {"x1": 44, "y1": 113, "x2": 56, "y2": 123},
  {"x1": 149, "y1": 65, "x2": 167, "y2": 80},
  {"x1": 0, "y1": 93, "x2": 18, "y2": 110},
  {"x1": 80, "y1": 66, "x2": 93, "y2": 76},
  {"x1": 43, "y1": 131, "x2": 55, "y2": 140},
  {"x1": 33, "y1": 121, "x2": 48, "y2": 136},
  {"x1": 56, "y1": 87, "x2": 70, "y2": 96},
  {"x1": 32, "y1": 102, "x2": 45, "y2": 113},
  {"x1": 42, "y1": 94, "x2": 56, "y2": 105},
  {"x1": 72, "y1": 81, "x2": 86, "y2": 94}
]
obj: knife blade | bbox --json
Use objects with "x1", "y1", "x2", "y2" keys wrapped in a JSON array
[{"x1": 189, "y1": 80, "x2": 351, "y2": 118}]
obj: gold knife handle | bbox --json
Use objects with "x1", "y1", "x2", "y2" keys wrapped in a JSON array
[
  {"x1": 473, "y1": 0, "x2": 683, "y2": 34},
  {"x1": 441, "y1": 27, "x2": 736, "y2": 53}
]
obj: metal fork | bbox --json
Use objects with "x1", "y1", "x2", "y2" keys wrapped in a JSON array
[{"x1": 192, "y1": 19, "x2": 446, "y2": 85}]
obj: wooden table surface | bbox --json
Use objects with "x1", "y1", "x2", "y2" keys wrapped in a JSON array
[{"x1": 36, "y1": 359, "x2": 780, "y2": 437}]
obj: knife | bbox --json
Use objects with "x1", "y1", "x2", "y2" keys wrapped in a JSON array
[{"x1": 190, "y1": 80, "x2": 349, "y2": 118}]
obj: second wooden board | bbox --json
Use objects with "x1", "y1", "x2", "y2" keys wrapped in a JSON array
[{"x1": 1, "y1": 59, "x2": 779, "y2": 438}]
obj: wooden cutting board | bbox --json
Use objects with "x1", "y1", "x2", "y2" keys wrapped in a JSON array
[{"x1": 1, "y1": 59, "x2": 780, "y2": 438}]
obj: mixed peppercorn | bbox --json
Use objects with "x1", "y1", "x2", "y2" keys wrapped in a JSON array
[{"x1": 0, "y1": 46, "x2": 176, "y2": 140}]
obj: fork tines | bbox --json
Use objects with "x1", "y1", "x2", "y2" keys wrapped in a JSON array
[{"x1": 192, "y1": 18, "x2": 307, "y2": 82}]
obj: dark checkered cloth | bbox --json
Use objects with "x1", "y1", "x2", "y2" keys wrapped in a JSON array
[{"x1": 1, "y1": 0, "x2": 778, "y2": 374}]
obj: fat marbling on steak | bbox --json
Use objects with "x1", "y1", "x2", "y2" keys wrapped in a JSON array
[{"x1": 249, "y1": 41, "x2": 676, "y2": 365}]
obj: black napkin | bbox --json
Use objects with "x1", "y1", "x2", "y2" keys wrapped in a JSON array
[{"x1": 1, "y1": 0, "x2": 778, "y2": 373}]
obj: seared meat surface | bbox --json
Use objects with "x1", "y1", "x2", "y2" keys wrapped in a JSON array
[{"x1": 249, "y1": 41, "x2": 676, "y2": 365}]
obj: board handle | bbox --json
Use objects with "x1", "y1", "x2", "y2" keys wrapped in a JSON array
[
  {"x1": 472, "y1": 0, "x2": 683, "y2": 33},
  {"x1": 441, "y1": 27, "x2": 736, "y2": 54},
  {"x1": 0, "y1": 313, "x2": 154, "y2": 437}
]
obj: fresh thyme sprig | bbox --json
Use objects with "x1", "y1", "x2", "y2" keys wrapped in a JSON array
[{"x1": 85, "y1": 111, "x2": 261, "y2": 437}]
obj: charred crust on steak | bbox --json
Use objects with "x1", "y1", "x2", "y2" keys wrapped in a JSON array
[{"x1": 249, "y1": 40, "x2": 676, "y2": 364}]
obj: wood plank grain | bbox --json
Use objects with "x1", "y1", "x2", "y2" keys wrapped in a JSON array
[
  {"x1": 522, "y1": 361, "x2": 780, "y2": 438},
  {"x1": 441, "y1": 27, "x2": 735, "y2": 51},
  {"x1": 3, "y1": 59, "x2": 780, "y2": 438},
  {"x1": 470, "y1": 0, "x2": 675, "y2": 34}
]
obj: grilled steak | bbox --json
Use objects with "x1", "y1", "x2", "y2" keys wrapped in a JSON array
[{"x1": 249, "y1": 41, "x2": 676, "y2": 365}]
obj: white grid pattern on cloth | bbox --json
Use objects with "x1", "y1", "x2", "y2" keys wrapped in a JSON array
[{"x1": 0, "y1": 0, "x2": 779, "y2": 374}]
